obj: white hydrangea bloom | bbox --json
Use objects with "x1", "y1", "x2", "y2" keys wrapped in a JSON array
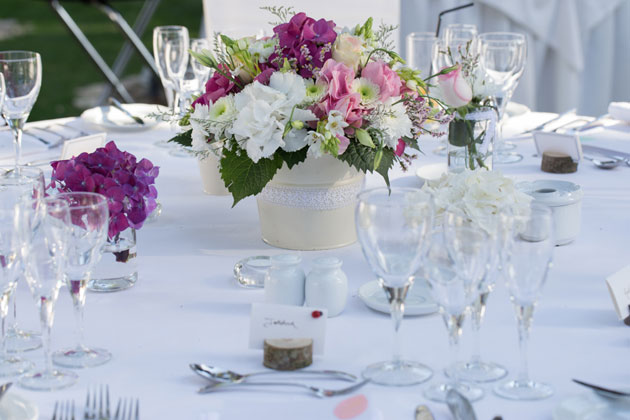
[{"x1": 190, "y1": 104, "x2": 211, "y2": 152}]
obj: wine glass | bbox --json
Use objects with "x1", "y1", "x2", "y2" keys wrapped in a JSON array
[
  {"x1": 52, "y1": 192, "x2": 110, "y2": 368},
  {"x1": 444, "y1": 209, "x2": 511, "y2": 383},
  {"x1": 355, "y1": 188, "x2": 434, "y2": 386},
  {"x1": 423, "y1": 224, "x2": 489, "y2": 402},
  {"x1": 191, "y1": 38, "x2": 211, "y2": 87},
  {"x1": 406, "y1": 32, "x2": 439, "y2": 79},
  {"x1": 478, "y1": 33, "x2": 527, "y2": 164},
  {"x1": 494, "y1": 203, "x2": 554, "y2": 400},
  {"x1": 0, "y1": 201, "x2": 34, "y2": 376},
  {"x1": 19, "y1": 197, "x2": 78, "y2": 391},
  {"x1": 0, "y1": 51, "x2": 42, "y2": 168},
  {"x1": 153, "y1": 26, "x2": 189, "y2": 115},
  {"x1": 0, "y1": 166, "x2": 45, "y2": 353},
  {"x1": 165, "y1": 36, "x2": 191, "y2": 117}
]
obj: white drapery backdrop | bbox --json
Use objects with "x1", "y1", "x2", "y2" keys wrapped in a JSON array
[{"x1": 201, "y1": 0, "x2": 630, "y2": 115}]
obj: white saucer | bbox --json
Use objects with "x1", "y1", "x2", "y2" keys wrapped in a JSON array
[
  {"x1": 553, "y1": 392, "x2": 630, "y2": 420},
  {"x1": 506, "y1": 102, "x2": 531, "y2": 118},
  {"x1": 415, "y1": 163, "x2": 447, "y2": 186},
  {"x1": 357, "y1": 280, "x2": 438, "y2": 316},
  {"x1": 81, "y1": 103, "x2": 166, "y2": 131},
  {"x1": 0, "y1": 393, "x2": 38, "y2": 420}
]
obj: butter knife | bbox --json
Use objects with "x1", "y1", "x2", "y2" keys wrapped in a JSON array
[
  {"x1": 523, "y1": 108, "x2": 576, "y2": 134},
  {"x1": 581, "y1": 145, "x2": 630, "y2": 160},
  {"x1": 107, "y1": 97, "x2": 145, "y2": 125}
]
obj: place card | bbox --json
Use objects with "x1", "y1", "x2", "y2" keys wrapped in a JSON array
[
  {"x1": 60, "y1": 133, "x2": 107, "y2": 160},
  {"x1": 249, "y1": 303, "x2": 327, "y2": 355},
  {"x1": 605, "y1": 264, "x2": 630, "y2": 320},
  {"x1": 533, "y1": 131, "x2": 583, "y2": 162}
]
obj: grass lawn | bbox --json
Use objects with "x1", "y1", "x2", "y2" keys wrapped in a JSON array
[{"x1": 0, "y1": 0, "x2": 202, "y2": 121}]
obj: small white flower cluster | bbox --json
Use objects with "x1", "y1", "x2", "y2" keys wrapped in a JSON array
[{"x1": 422, "y1": 169, "x2": 532, "y2": 233}]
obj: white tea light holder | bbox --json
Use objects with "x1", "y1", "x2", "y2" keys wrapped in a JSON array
[{"x1": 517, "y1": 180, "x2": 583, "y2": 246}]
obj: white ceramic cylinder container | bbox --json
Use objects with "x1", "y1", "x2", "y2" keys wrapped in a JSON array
[
  {"x1": 197, "y1": 154, "x2": 230, "y2": 196},
  {"x1": 305, "y1": 257, "x2": 348, "y2": 317},
  {"x1": 517, "y1": 180, "x2": 583, "y2": 246},
  {"x1": 264, "y1": 254, "x2": 306, "y2": 306}
]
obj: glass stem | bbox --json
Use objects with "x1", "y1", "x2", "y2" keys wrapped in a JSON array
[
  {"x1": 40, "y1": 297, "x2": 55, "y2": 374},
  {"x1": 69, "y1": 277, "x2": 88, "y2": 350},
  {"x1": 8, "y1": 118, "x2": 25, "y2": 168},
  {"x1": 9, "y1": 292, "x2": 17, "y2": 332},
  {"x1": 470, "y1": 290, "x2": 489, "y2": 364},
  {"x1": 444, "y1": 312, "x2": 465, "y2": 387},
  {"x1": 384, "y1": 284, "x2": 410, "y2": 366},
  {"x1": 515, "y1": 303, "x2": 534, "y2": 384},
  {"x1": 0, "y1": 293, "x2": 9, "y2": 360}
]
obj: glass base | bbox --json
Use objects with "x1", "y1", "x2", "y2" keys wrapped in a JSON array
[
  {"x1": 494, "y1": 151, "x2": 523, "y2": 164},
  {"x1": 19, "y1": 369, "x2": 78, "y2": 391},
  {"x1": 154, "y1": 139, "x2": 171, "y2": 148},
  {"x1": 424, "y1": 381, "x2": 484, "y2": 402},
  {"x1": 0, "y1": 356, "x2": 33, "y2": 377},
  {"x1": 53, "y1": 346, "x2": 112, "y2": 368},
  {"x1": 362, "y1": 360, "x2": 432, "y2": 386},
  {"x1": 168, "y1": 148, "x2": 193, "y2": 158},
  {"x1": 498, "y1": 141, "x2": 517, "y2": 151},
  {"x1": 88, "y1": 272, "x2": 137, "y2": 292},
  {"x1": 447, "y1": 360, "x2": 508, "y2": 383},
  {"x1": 494, "y1": 379, "x2": 553, "y2": 400},
  {"x1": 6, "y1": 328, "x2": 42, "y2": 353},
  {"x1": 433, "y1": 145, "x2": 448, "y2": 156}
]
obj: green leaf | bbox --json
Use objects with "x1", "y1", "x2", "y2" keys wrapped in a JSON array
[
  {"x1": 189, "y1": 50, "x2": 216, "y2": 68},
  {"x1": 402, "y1": 136, "x2": 419, "y2": 152},
  {"x1": 373, "y1": 149, "x2": 383, "y2": 171},
  {"x1": 168, "y1": 130, "x2": 193, "y2": 147},
  {"x1": 220, "y1": 148, "x2": 283, "y2": 207},
  {"x1": 337, "y1": 141, "x2": 377, "y2": 173},
  {"x1": 448, "y1": 119, "x2": 474, "y2": 147},
  {"x1": 374, "y1": 148, "x2": 395, "y2": 187},
  {"x1": 276, "y1": 148, "x2": 308, "y2": 170}
]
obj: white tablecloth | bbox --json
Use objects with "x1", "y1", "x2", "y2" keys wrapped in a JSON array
[{"x1": 1, "y1": 112, "x2": 630, "y2": 420}]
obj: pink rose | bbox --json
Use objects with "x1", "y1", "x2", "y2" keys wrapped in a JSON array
[
  {"x1": 437, "y1": 65, "x2": 472, "y2": 108},
  {"x1": 315, "y1": 60, "x2": 364, "y2": 129},
  {"x1": 361, "y1": 61, "x2": 402, "y2": 101}
]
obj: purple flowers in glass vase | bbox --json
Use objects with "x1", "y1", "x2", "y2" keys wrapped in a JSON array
[{"x1": 50, "y1": 141, "x2": 159, "y2": 239}]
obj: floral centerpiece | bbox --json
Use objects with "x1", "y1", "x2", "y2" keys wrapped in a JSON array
[{"x1": 170, "y1": 7, "x2": 453, "y2": 206}]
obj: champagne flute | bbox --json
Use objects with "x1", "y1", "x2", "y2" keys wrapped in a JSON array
[
  {"x1": 165, "y1": 36, "x2": 191, "y2": 117},
  {"x1": 355, "y1": 188, "x2": 434, "y2": 386},
  {"x1": 0, "y1": 51, "x2": 42, "y2": 168},
  {"x1": 423, "y1": 222, "x2": 490, "y2": 402},
  {"x1": 0, "y1": 166, "x2": 45, "y2": 353},
  {"x1": 191, "y1": 38, "x2": 211, "y2": 87},
  {"x1": 444, "y1": 209, "x2": 510, "y2": 383},
  {"x1": 494, "y1": 203, "x2": 554, "y2": 400},
  {"x1": 0, "y1": 201, "x2": 33, "y2": 376},
  {"x1": 153, "y1": 26, "x2": 189, "y2": 115},
  {"x1": 19, "y1": 197, "x2": 78, "y2": 391},
  {"x1": 52, "y1": 192, "x2": 110, "y2": 368},
  {"x1": 479, "y1": 33, "x2": 527, "y2": 163}
]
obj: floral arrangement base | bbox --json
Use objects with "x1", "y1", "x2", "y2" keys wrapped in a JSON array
[
  {"x1": 197, "y1": 154, "x2": 230, "y2": 196},
  {"x1": 89, "y1": 228, "x2": 138, "y2": 292},
  {"x1": 256, "y1": 155, "x2": 364, "y2": 250}
]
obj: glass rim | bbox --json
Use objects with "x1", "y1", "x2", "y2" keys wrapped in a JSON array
[
  {"x1": 0, "y1": 51, "x2": 41, "y2": 62},
  {"x1": 479, "y1": 32, "x2": 526, "y2": 41},
  {"x1": 357, "y1": 187, "x2": 432, "y2": 207},
  {"x1": 406, "y1": 32, "x2": 437, "y2": 40},
  {"x1": 153, "y1": 26, "x2": 188, "y2": 33},
  {"x1": 445, "y1": 23, "x2": 478, "y2": 30},
  {"x1": 54, "y1": 192, "x2": 108, "y2": 210}
]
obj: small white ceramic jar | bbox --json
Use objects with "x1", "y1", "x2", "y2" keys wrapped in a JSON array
[
  {"x1": 517, "y1": 180, "x2": 583, "y2": 246},
  {"x1": 264, "y1": 254, "x2": 305, "y2": 306},
  {"x1": 305, "y1": 257, "x2": 348, "y2": 317}
]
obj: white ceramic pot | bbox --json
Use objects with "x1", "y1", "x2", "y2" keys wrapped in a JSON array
[
  {"x1": 517, "y1": 180, "x2": 583, "y2": 246},
  {"x1": 197, "y1": 154, "x2": 229, "y2": 196},
  {"x1": 256, "y1": 154, "x2": 365, "y2": 250}
]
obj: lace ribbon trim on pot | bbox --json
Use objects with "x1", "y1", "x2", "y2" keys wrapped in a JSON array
[{"x1": 258, "y1": 180, "x2": 364, "y2": 211}]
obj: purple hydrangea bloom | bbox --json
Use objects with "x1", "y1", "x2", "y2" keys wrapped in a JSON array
[{"x1": 50, "y1": 141, "x2": 159, "y2": 239}]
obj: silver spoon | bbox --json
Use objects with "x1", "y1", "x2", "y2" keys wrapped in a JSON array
[
  {"x1": 0, "y1": 382, "x2": 12, "y2": 403},
  {"x1": 446, "y1": 389, "x2": 477, "y2": 420},
  {"x1": 584, "y1": 155, "x2": 623, "y2": 169},
  {"x1": 190, "y1": 363, "x2": 357, "y2": 383},
  {"x1": 198, "y1": 378, "x2": 370, "y2": 397},
  {"x1": 573, "y1": 379, "x2": 630, "y2": 400}
]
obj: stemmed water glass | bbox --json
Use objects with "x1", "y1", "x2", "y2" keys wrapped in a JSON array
[
  {"x1": 494, "y1": 203, "x2": 554, "y2": 400},
  {"x1": 478, "y1": 33, "x2": 527, "y2": 164},
  {"x1": 406, "y1": 32, "x2": 439, "y2": 79},
  {"x1": 0, "y1": 201, "x2": 34, "y2": 376},
  {"x1": 52, "y1": 192, "x2": 111, "y2": 368},
  {"x1": 355, "y1": 188, "x2": 434, "y2": 386},
  {"x1": 153, "y1": 26, "x2": 190, "y2": 116},
  {"x1": 0, "y1": 51, "x2": 42, "y2": 168},
  {"x1": 0, "y1": 166, "x2": 45, "y2": 353},
  {"x1": 423, "y1": 219, "x2": 490, "y2": 402},
  {"x1": 445, "y1": 209, "x2": 511, "y2": 383},
  {"x1": 19, "y1": 197, "x2": 78, "y2": 391}
]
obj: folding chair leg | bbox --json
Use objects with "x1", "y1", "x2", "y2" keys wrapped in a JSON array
[{"x1": 49, "y1": 0, "x2": 135, "y2": 103}]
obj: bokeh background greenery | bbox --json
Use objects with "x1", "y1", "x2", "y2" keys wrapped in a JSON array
[{"x1": 1, "y1": 0, "x2": 201, "y2": 121}]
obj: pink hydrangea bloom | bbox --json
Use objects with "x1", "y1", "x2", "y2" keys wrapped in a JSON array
[{"x1": 192, "y1": 64, "x2": 240, "y2": 108}]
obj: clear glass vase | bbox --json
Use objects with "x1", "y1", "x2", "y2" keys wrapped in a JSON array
[
  {"x1": 447, "y1": 107, "x2": 496, "y2": 172},
  {"x1": 88, "y1": 228, "x2": 138, "y2": 292}
]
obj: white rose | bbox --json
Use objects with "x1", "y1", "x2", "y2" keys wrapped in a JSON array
[{"x1": 332, "y1": 33, "x2": 364, "y2": 72}]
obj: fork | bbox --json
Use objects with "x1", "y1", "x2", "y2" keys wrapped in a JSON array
[
  {"x1": 113, "y1": 398, "x2": 139, "y2": 420},
  {"x1": 52, "y1": 400, "x2": 75, "y2": 420},
  {"x1": 198, "y1": 378, "x2": 371, "y2": 397},
  {"x1": 84, "y1": 385, "x2": 110, "y2": 420}
]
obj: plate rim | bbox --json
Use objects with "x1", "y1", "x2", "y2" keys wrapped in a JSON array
[
  {"x1": 80, "y1": 103, "x2": 165, "y2": 131},
  {"x1": 357, "y1": 280, "x2": 438, "y2": 316}
]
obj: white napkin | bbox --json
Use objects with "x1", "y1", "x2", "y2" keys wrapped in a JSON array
[{"x1": 608, "y1": 102, "x2": 630, "y2": 122}]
